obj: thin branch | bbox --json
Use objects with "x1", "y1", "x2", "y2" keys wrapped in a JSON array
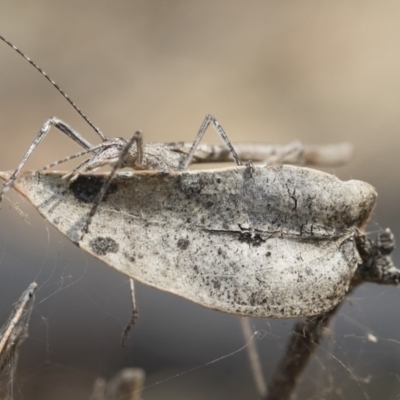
[{"x1": 240, "y1": 317, "x2": 267, "y2": 397}]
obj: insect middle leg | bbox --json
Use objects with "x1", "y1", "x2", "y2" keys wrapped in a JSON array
[
  {"x1": 80, "y1": 131, "x2": 143, "y2": 238},
  {"x1": 78, "y1": 131, "x2": 143, "y2": 343}
]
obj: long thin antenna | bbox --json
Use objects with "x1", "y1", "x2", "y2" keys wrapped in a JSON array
[{"x1": 0, "y1": 35, "x2": 107, "y2": 141}]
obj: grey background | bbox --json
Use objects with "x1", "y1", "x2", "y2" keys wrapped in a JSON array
[{"x1": 0, "y1": 1, "x2": 399, "y2": 399}]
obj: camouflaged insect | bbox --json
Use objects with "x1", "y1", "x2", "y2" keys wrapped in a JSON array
[{"x1": 0, "y1": 164, "x2": 376, "y2": 318}]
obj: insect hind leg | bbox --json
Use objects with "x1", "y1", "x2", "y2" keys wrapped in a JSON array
[{"x1": 179, "y1": 114, "x2": 242, "y2": 171}]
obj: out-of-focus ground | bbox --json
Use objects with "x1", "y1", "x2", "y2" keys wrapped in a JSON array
[{"x1": 0, "y1": 2, "x2": 399, "y2": 399}]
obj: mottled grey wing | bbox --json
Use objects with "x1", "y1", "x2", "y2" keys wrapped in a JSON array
[{"x1": 2, "y1": 165, "x2": 376, "y2": 318}]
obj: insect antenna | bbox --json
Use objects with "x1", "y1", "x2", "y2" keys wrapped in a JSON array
[{"x1": 0, "y1": 35, "x2": 107, "y2": 141}]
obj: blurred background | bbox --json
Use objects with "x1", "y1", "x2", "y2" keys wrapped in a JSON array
[{"x1": 0, "y1": 1, "x2": 399, "y2": 399}]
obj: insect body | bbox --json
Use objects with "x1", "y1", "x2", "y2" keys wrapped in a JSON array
[{"x1": 0, "y1": 35, "x2": 372, "y2": 319}]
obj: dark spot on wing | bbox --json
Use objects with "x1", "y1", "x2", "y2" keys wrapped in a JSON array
[
  {"x1": 70, "y1": 175, "x2": 118, "y2": 203},
  {"x1": 157, "y1": 171, "x2": 170, "y2": 177},
  {"x1": 123, "y1": 251, "x2": 136, "y2": 263},
  {"x1": 179, "y1": 175, "x2": 204, "y2": 196},
  {"x1": 238, "y1": 232, "x2": 266, "y2": 247},
  {"x1": 90, "y1": 237, "x2": 119, "y2": 255},
  {"x1": 177, "y1": 238, "x2": 190, "y2": 250}
]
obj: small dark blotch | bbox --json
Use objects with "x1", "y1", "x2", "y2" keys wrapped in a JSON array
[
  {"x1": 239, "y1": 232, "x2": 266, "y2": 247},
  {"x1": 212, "y1": 279, "x2": 221, "y2": 290},
  {"x1": 123, "y1": 252, "x2": 136, "y2": 263},
  {"x1": 70, "y1": 175, "x2": 118, "y2": 203},
  {"x1": 157, "y1": 171, "x2": 170, "y2": 177},
  {"x1": 179, "y1": 175, "x2": 203, "y2": 196},
  {"x1": 177, "y1": 238, "x2": 190, "y2": 250},
  {"x1": 90, "y1": 237, "x2": 119, "y2": 256},
  {"x1": 266, "y1": 251, "x2": 271, "y2": 257},
  {"x1": 239, "y1": 232, "x2": 252, "y2": 243}
]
